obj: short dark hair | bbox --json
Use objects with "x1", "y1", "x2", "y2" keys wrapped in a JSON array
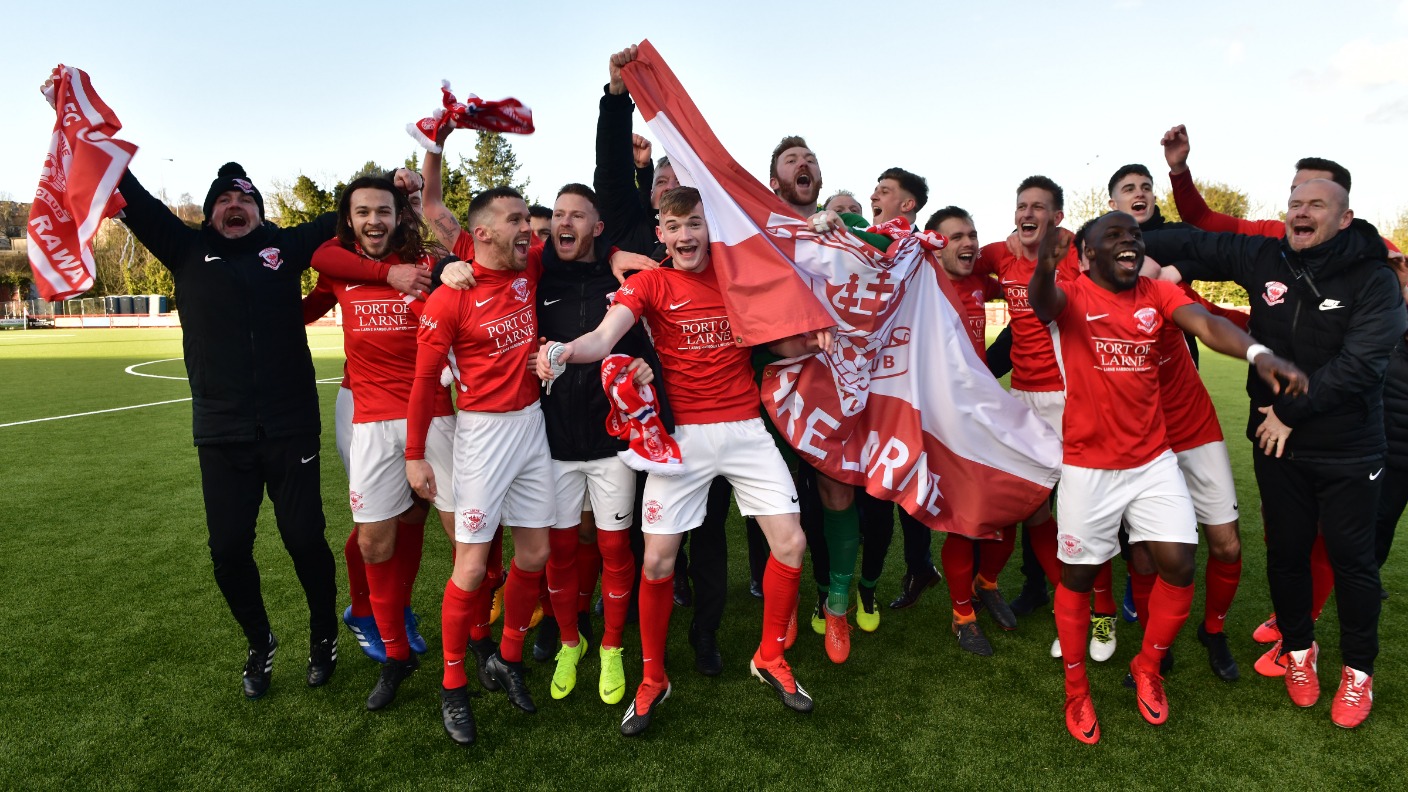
[
  {"x1": 877, "y1": 167, "x2": 929, "y2": 215},
  {"x1": 467, "y1": 186, "x2": 525, "y2": 229},
  {"x1": 923, "y1": 205, "x2": 972, "y2": 233},
  {"x1": 556, "y1": 183, "x2": 601, "y2": 215},
  {"x1": 1017, "y1": 175, "x2": 1064, "y2": 211},
  {"x1": 658, "y1": 186, "x2": 702, "y2": 219},
  {"x1": 1073, "y1": 216, "x2": 1102, "y2": 258},
  {"x1": 529, "y1": 203, "x2": 552, "y2": 220},
  {"x1": 1295, "y1": 157, "x2": 1351, "y2": 192},
  {"x1": 336, "y1": 175, "x2": 423, "y2": 261},
  {"x1": 1107, "y1": 164, "x2": 1153, "y2": 198},
  {"x1": 769, "y1": 135, "x2": 810, "y2": 182}
]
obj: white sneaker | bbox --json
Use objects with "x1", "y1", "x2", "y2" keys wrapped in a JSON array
[
  {"x1": 1051, "y1": 636, "x2": 1063, "y2": 658},
  {"x1": 1089, "y1": 615, "x2": 1117, "y2": 662}
]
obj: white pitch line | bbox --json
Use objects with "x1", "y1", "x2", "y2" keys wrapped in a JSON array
[
  {"x1": 0, "y1": 334, "x2": 76, "y2": 340},
  {"x1": 0, "y1": 398, "x2": 192, "y2": 428},
  {"x1": 125, "y1": 358, "x2": 188, "y2": 380}
]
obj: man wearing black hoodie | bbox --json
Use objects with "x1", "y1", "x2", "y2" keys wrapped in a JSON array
[
  {"x1": 1146, "y1": 178, "x2": 1405, "y2": 729},
  {"x1": 116, "y1": 161, "x2": 429, "y2": 699}
]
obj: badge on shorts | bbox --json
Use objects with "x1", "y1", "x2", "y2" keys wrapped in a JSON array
[
  {"x1": 1058, "y1": 532, "x2": 1084, "y2": 558},
  {"x1": 644, "y1": 500, "x2": 663, "y2": 525},
  {"x1": 461, "y1": 509, "x2": 487, "y2": 533},
  {"x1": 349, "y1": 490, "x2": 364, "y2": 512}
]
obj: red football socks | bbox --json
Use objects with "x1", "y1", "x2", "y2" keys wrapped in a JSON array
[
  {"x1": 759, "y1": 556, "x2": 801, "y2": 663},
  {"x1": 394, "y1": 519, "x2": 424, "y2": 610},
  {"x1": 500, "y1": 561, "x2": 543, "y2": 664},
  {"x1": 1130, "y1": 570, "x2": 1156, "y2": 627},
  {"x1": 639, "y1": 574, "x2": 675, "y2": 684},
  {"x1": 547, "y1": 528, "x2": 581, "y2": 644},
  {"x1": 577, "y1": 537, "x2": 602, "y2": 614},
  {"x1": 942, "y1": 534, "x2": 977, "y2": 619},
  {"x1": 345, "y1": 529, "x2": 371, "y2": 618},
  {"x1": 485, "y1": 528, "x2": 506, "y2": 590},
  {"x1": 1134, "y1": 576, "x2": 1193, "y2": 676},
  {"x1": 976, "y1": 527, "x2": 1017, "y2": 583},
  {"x1": 1203, "y1": 556, "x2": 1242, "y2": 633},
  {"x1": 598, "y1": 530, "x2": 633, "y2": 649},
  {"x1": 1027, "y1": 516, "x2": 1062, "y2": 587},
  {"x1": 1055, "y1": 584, "x2": 1092, "y2": 697},
  {"x1": 1093, "y1": 561, "x2": 1116, "y2": 615},
  {"x1": 366, "y1": 557, "x2": 408, "y2": 661},
  {"x1": 441, "y1": 579, "x2": 476, "y2": 688}
]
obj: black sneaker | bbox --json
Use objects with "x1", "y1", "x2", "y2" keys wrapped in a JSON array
[
  {"x1": 467, "y1": 637, "x2": 500, "y2": 692},
  {"x1": 307, "y1": 635, "x2": 337, "y2": 688},
  {"x1": 485, "y1": 653, "x2": 536, "y2": 713},
  {"x1": 973, "y1": 586, "x2": 1018, "y2": 631},
  {"x1": 1009, "y1": 584, "x2": 1049, "y2": 616},
  {"x1": 532, "y1": 616, "x2": 560, "y2": 663},
  {"x1": 689, "y1": 621, "x2": 722, "y2": 677},
  {"x1": 1197, "y1": 624, "x2": 1240, "y2": 682},
  {"x1": 440, "y1": 686, "x2": 477, "y2": 745},
  {"x1": 674, "y1": 574, "x2": 694, "y2": 607},
  {"x1": 953, "y1": 620, "x2": 994, "y2": 656},
  {"x1": 367, "y1": 655, "x2": 419, "y2": 711},
  {"x1": 620, "y1": 679, "x2": 671, "y2": 737},
  {"x1": 749, "y1": 651, "x2": 814, "y2": 713},
  {"x1": 243, "y1": 633, "x2": 278, "y2": 700}
]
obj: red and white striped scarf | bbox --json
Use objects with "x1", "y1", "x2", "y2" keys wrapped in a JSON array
[{"x1": 28, "y1": 65, "x2": 137, "y2": 300}]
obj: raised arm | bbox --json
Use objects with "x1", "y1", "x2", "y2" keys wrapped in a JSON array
[
  {"x1": 1143, "y1": 227, "x2": 1270, "y2": 287},
  {"x1": 537, "y1": 302, "x2": 639, "y2": 381},
  {"x1": 1170, "y1": 303, "x2": 1306, "y2": 397},
  {"x1": 1028, "y1": 221, "x2": 1068, "y2": 324},
  {"x1": 422, "y1": 125, "x2": 464, "y2": 253},
  {"x1": 115, "y1": 170, "x2": 197, "y2": 267}
]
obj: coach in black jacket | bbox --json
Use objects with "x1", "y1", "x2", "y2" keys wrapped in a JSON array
[
  {"x1": 1146, "y1": 179, "x2": 1404, "y2": 724},
  {"x1": 117, "y1": 162, "x2": 425, "y2": 699}
]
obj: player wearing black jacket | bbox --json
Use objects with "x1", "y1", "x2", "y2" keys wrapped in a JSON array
[{"x1": 1146, "y1": 180, "x2": 1405, "y2": 727}]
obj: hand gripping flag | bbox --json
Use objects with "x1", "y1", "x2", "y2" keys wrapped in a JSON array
[
  {"x1": 408, "y1": 81, "x2": 534, "y2": 153},
  {"x1": 601, "y1": 354, "x2": 684, "y2": 476},
  {"x1": 621, "y1": 41, "x2": 1061, "y2": 537},
  {"x1": 28, "y1": 65, "x2": 138, "y2": 300}
]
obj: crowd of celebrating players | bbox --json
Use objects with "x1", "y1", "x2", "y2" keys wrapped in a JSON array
[{"x1": 103, "y1": 45, "x2": 1407, "y2": 747}]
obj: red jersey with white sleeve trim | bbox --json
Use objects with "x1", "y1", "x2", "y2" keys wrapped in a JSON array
[
  {"x1": 1157, "y1": 284, "x2": 1248, "y2": 452},
  {"x1": 311, "y1": 241, "x2": 453, "y2": 423},
  {"x1": 975, "y1": 241, "x2": 1081, "y2": 391},
  {"x1": 611, "y1": 265, "x2": 758, "y2": 425},
  {"x1": 1053, "y1": 274, "x2": 1194, "y2": 469},
  {"x1": 949, "y1": 271, "x2": 1002, "y2": 361}
]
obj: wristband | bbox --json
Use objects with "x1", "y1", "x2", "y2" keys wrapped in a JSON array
[
  {"x1": 544, "y1": 342, "x2": 569, "y2": 394},
  {"x1": 1245, "y1": 344, "x2": 1271, "y2": 364}
]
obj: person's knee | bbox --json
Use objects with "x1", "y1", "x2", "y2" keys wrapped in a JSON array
[
  {"x1": 1060, "y1": 564, "x2": 1098, "y2": 592},
  {"x1": 1206, "y1": 522, "x2": 1241, "y2": 563}
]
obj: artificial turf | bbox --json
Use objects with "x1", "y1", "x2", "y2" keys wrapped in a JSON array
[{"x1": 0, "y1": 327, "x2": 1402, "y2": 790}]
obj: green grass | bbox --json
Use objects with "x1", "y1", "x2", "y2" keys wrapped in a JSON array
[{"x1": 0, "y1": 328, "x2": 1404, "y2": 790}]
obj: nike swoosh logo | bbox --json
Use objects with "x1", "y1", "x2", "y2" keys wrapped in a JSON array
[
  {"x1": 344, "y1": 284, "x2": 361, "y2": 291},
  {"x1": 776, "y1": 636, "x2": 785, "y2": 642},
  {"x1": 1140, "y1": 697, "x2": 1163, "y2": 721},
  {"x1": 476, "y1": 297, "x2": 495, "y2": 307},
  {"x1": 790, "y1": 496, "x2": 799, "y2": 503},
  {"x1": 1082, "y1": 723, "x2": 1098, "y2": 739},
  {"x1": 448, "y1": 660, "x2": 463, "y2": 666},
  {"x1": 205, "y1": 255, "x2": 221, "y2": 262},
  {"x1": 669, "y1": 300, "x2": 692, "y2": 310},
  {"x1": 1086, "y1": 313, "x2": 1108, "y2": 321},
  {"x1": 544, "y1": 299, "x2": 562, "y2": 306},
  {"x1": 604, "y1": 684, "x2": 623, "y2": 697},
  {"x1": 301, "y1": 454, "x2": 318, "y2": 464},
  {"x1": 548, "y1": 587, "x2": 565, "y2": 595},
  {"x1": 1371, "y1": 468, "x2": 1384, "y2": 481},
  {"x1": 613, "y1": 513, "x2": 629, "y2": 521},
  {"x1": 1154, "y1": 644, "x2": 1169, "y2": 651},
  {"x1": 1066, "y1": 662, "x2": 1081, "y2": 670},
  {"x1": 607, "y1": 592, "x2": 627, "y2": 599}
]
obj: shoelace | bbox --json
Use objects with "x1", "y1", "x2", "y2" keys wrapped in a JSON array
[
  {"x1": 1288, "y1": 659, "x2": 1314, "y2": 686},
  {"x1": 1340, "y1": 676, "x2": 1368, "y2": 707},
  {"x1": 1091, "y1": 617, "x2": 1115, "y2": 643}
]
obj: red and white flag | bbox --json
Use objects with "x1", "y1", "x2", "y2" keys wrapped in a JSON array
[
  {"x1": 28, "y1": 65, "x2": 137, "y2": 301},
  {"x1": 622, "y1": 42, "x2": 1061, "y2": 537}
]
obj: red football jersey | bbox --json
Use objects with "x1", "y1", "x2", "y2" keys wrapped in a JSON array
[
  {"x1": 1053, "y1": 274, "x2": 1194, "y2": 469},
  {"x1": 1156, "y1": 284, "x2": 1247, "y2": 452},
  {"x1": 949, "y1": 271, "x2": 1002, "y2": 361},
  {"x1": 612, "y1": 265, "x2": 758, "y2": 426},
  {"x1": 311, "y1": 241, "x2": 452, "y2": 423},
  {"x1": 975, "y1": 241, "x2": 1082, "y2": 391}
]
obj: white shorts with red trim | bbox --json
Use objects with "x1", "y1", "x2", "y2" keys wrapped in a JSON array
[
  {"x1": 1012, "y1": 388, "x2": 1066, "y2": 442},
  {"x1": 1174, "y1": 440, "x2": 1240, "y2": 526},
  {"x1": 335, "y1": 386, "x2": 354, "y2": 477},
  {"x1": 452, "y1": 403, "x2": 556, "y2": 543},
  {"x1": 349, "y1": 416, "x2": 454, "y2": 522},
  {"x1": 1055, "y1": 449, "x2": 1197, "y2": 565},
  {"x1": 640, "y1": 419, "x2": 798, "y2": 536},
  {"x1": 553, "y1": 456, "x2": 635, "y2": 531}
]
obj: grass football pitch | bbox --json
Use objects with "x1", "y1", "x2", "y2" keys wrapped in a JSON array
[{"x1": 0, "y1": 327, "x2": 1403, "y2": 790}]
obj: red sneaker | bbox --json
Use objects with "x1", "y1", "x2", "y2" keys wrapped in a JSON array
[
  {"x1": 1284, "y1": 643, "x2": 1320, "y2": 708},
  {"x1": 1254, "y1": 640, "x2": 1290, "y2": 678},
  {"x1": 1129, "y1": 661, "x2": 1169, "y2": 725},
  {"x1": 620, "y1": 677, "x2": 671, "y2": 737},
  {"x1": 1330, "y1": 666, "x2": 1373, "y2": 728},
  {"x1": 1065, "y1": 693, "x2": 1100, "y2": 744},
  {"x1": 824, "y1": 609, "x2": 851, "y2": 664},
  {"x1": 1251, "y1": 614, "x2": 1281, "y2": 644},
  {"x1": 750, "y1": 648, "x2": 814, "y2": 713}
]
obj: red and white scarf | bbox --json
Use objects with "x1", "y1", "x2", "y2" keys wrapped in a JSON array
[
  {"x1": 28, "y1": 65, "x2": 137, "y2": 300},
  {"x1": 601, "y1": 354, "x2": 683, "y2": 476},
  {"x1": 407, "y1": 81, "x2": 534, "y2": 153}
]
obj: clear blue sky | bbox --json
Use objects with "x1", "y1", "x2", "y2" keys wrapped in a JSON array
[{"x1": 3, "y1": 0, "x2": 1406, "y2": 237}]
